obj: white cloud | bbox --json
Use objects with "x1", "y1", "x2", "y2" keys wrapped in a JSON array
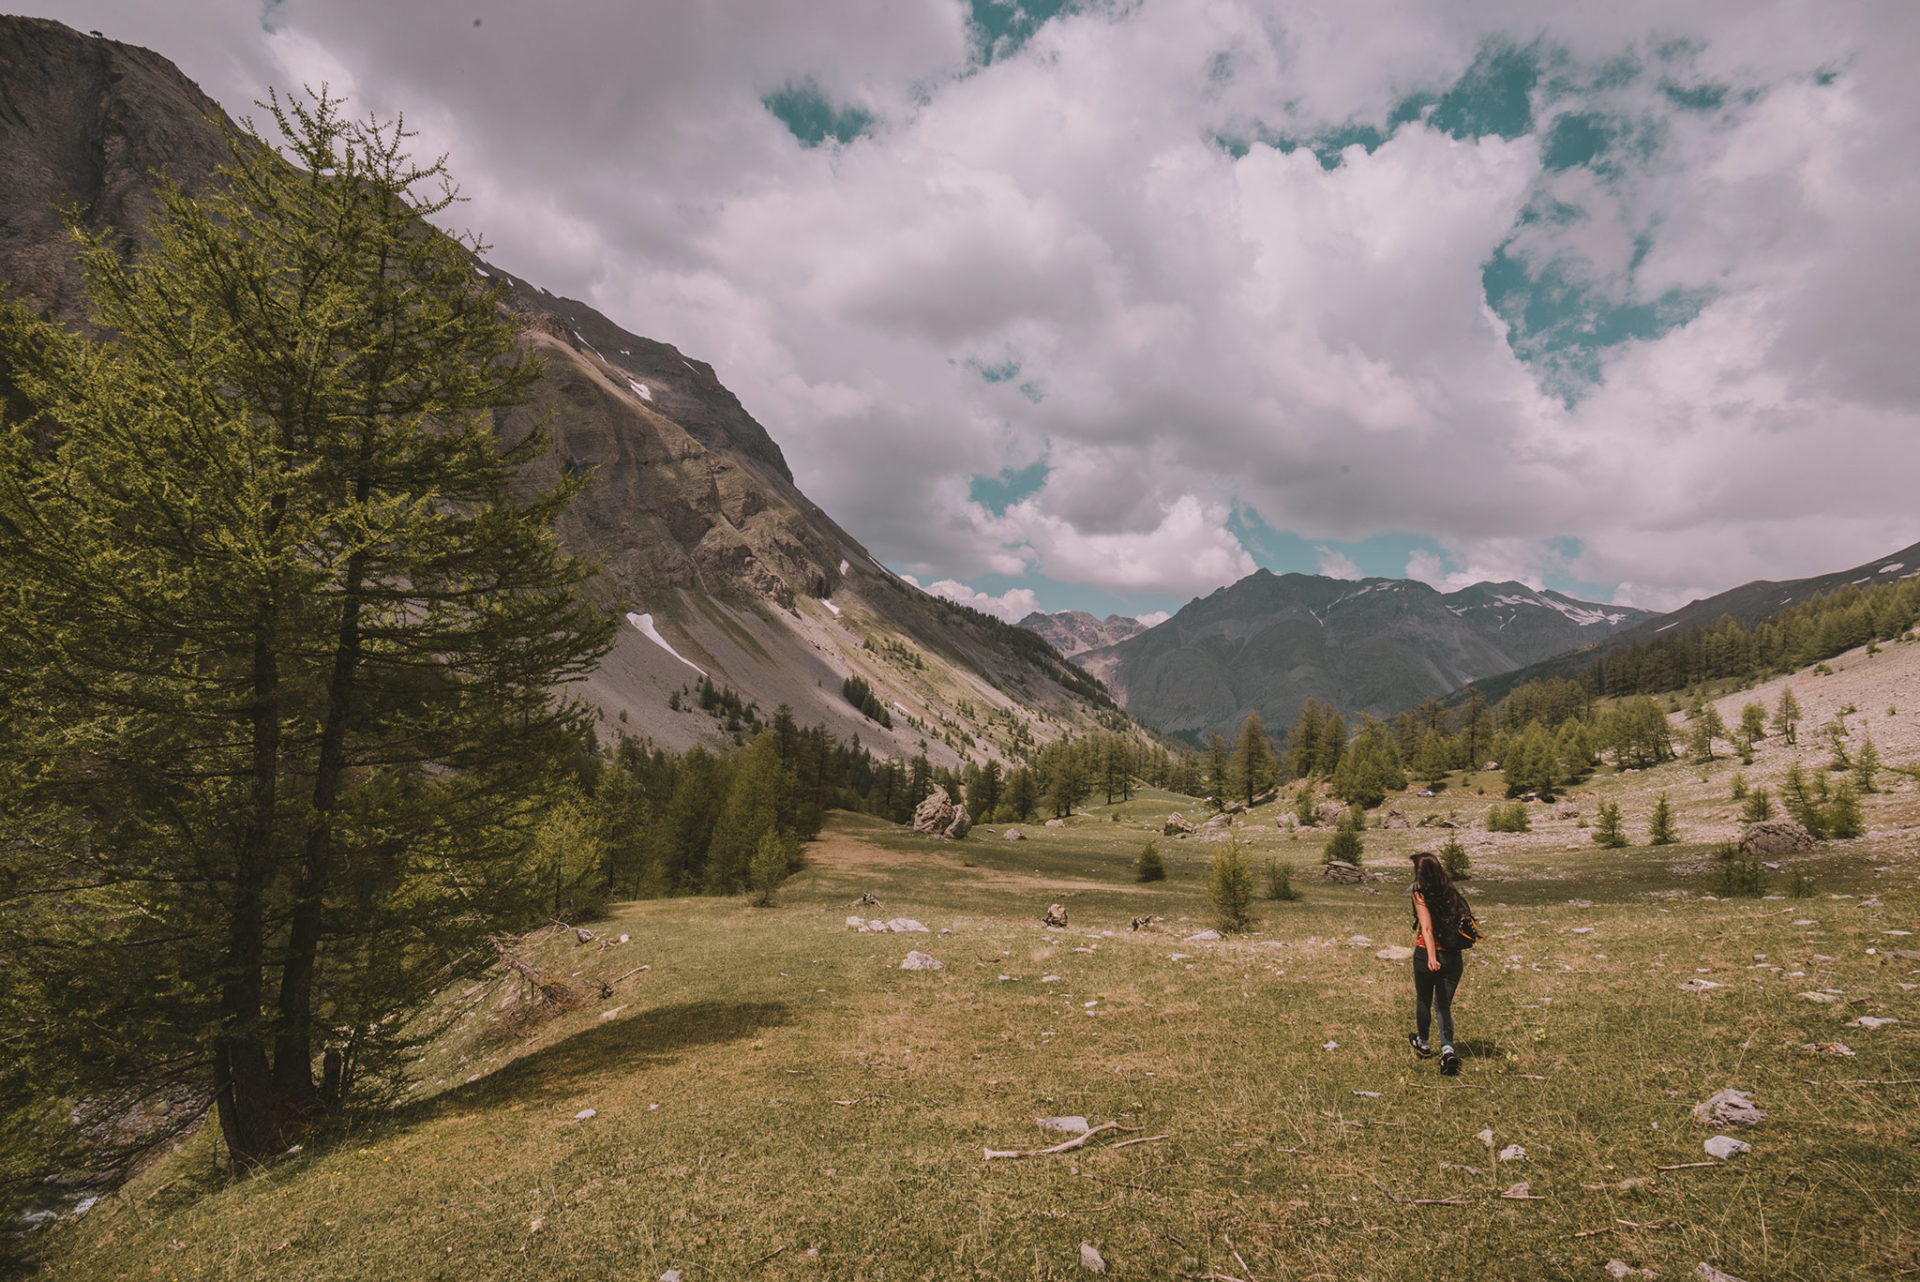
[
  {"x1": 23, "y1": 0, "x2": 1920, "y2": 614},
  {"x1": 1136, "y1": 610, "x2": 1172, "y2": 628},
  {"x1": 920, "y1": 579, "x2": 1040, "y2": 623},
  {"x1": 1315, "y1": 546, "x2": 1362, "y2": 580}
]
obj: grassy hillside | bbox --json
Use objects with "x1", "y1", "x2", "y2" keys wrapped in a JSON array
[{"x1": 33, "y1": 655, "x2": 1920, "y2": 1281}]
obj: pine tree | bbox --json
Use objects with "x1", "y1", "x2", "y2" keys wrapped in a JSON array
[
  {"x1": 1207, "y1": 838, "x2": 1257, "y2": 932},
  {"x1": 1825, "y1": 779, "x2": 1864, "y2": 839},
  {"x1": 1853, "y1": 736, "x2": 1881, "y2": 793},
  {"x1": 1739, "y1": 702, "x2": 1767, "y2": 744},
  {"x1": 1439, "y1": 835, "x2": 1472, "y2": 881},
  {"x1": 1781, "y1": 762, "x2": 1827, "y2": 838},
  {"x1": 1205, "y1": 734, "x2": 1231, "y2": 808},
  {"x1": 1741, "y1": 786, "x2": 1773, "y2": 823},
  {"x1": 1592, "y1": 801, "x2": 1629, "y2": 848},
  {"x1": 0, "y1": 92, "x2": 610, "y2": 1174},
  {"x1": 1730, "y1": 772, "x2": 1749, "y2": 800},
  {"x1": 1688, "y1": 705, "x2": 1728, "y2": 762},
  {"x1": 1772, "y1": 687, "x2": 1801, "y2": 745},
  {"x1": 1648, "y1": 793, "x2": 1678, "y2": 845},
  {"x1": 1293, "y1": 783, "x2": 1319, "y2": 827},
  {"x1": 1228, "y1": 713, "x2": 1278, "y2": 808}
]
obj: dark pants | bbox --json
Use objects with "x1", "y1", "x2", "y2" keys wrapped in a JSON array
[{"x1": 1413, "y1": 947, "x2": 1464, "y2": 1049}]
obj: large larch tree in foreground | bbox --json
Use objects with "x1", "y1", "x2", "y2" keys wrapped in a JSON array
[{"x1": 0, "y1": 90, "x2": 612, "y2": 1184}]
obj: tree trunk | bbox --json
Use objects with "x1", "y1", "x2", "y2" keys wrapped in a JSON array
[{"x1": 270, "y1": 550, "x2": 366, "y2": 1110}]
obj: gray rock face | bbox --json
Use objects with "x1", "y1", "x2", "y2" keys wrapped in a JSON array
[
  {"x1": 912, "y1": 786, "x2": 971, "y2": 839},
  {"x1": 1321, "y1": 861, "x2": 1363, "y2": 884},
  {"x1": 1739, "y1": 820, "x2": 1814, "y2": 856},
  {"x1": 1015, "y1": 610, "x2": 1146, "y2": 657}
]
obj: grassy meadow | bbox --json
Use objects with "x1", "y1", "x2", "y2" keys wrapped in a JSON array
[{"x1": 35, "y1": 715, "x2": 1920, "y2": 1280}]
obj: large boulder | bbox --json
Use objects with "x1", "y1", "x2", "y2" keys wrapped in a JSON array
[
  {"x1": 1045, "y1": 818, "x2": 1066, "y2": 828},
  {"x1": 1739, "y1": 820, "x2": 1814, "y2": 857},
  {"x1": 911, "y1": 786, "x2": 972, "y2": 839},
  {"x1": 1043, "y1": 903, "x2": 1069, "y2": 928},
  {"x1": 1201, "y1": 812, "x2": 1231, "y2": 830},
  {"x1": 1163, "y1": 813, "x2": 1195, "y2": 836},
  {"x1": 1003, "y1": 827, "x2": 1025, "y2": 841},
  {"x1": 1383, "y1": 809, "x2": 1410, "y2": 830},
  {"x1": 1316, "y1": 802, "x2": 1344, "y2": 826},
  {"x1": 1321, "y1": 860, "x2": 1363, "y2": 884}
]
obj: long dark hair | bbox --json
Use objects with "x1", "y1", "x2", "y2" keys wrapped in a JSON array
[{"x1": 1411, "y1": 851, "x2": 1466, "y2": 927}]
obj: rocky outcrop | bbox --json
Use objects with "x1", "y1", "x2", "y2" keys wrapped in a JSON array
[
  {"x1": 911, "y1": 786, "x2": 971, "y2": 839},
  {"x1": 1739, "y1": 820, "x2": 1814, "y2": 856},
  {"x1": 1321, "y1": 861, "x2": 1363, "y2": 884},
  {"x1": 1163, "y1": 813, "x2": 1195, "y2": 836}
]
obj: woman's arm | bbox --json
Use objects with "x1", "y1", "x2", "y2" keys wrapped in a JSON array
[{"x1": 1413, "y1": 892, "x2": 1441, "y2": 971}]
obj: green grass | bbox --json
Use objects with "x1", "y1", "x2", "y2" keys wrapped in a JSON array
[{"x1": 35, "y1": 783, "x2": 1920, "y2": 1281}]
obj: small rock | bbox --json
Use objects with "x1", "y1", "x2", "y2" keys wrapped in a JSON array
[
  {"x1": 1692, "y1": 1089, "x2": 1764, "y2": 1128},
  {"x1": 574, "y1": 927, "x2": 595, "y2": 944},
  {"x1": 1797, "y1": 991, "x2": 1843, "y2": 1003},
  {"x1": 1347, "y1": 935, "x2": 1374, "y2": 946},
  {"x1": 845, "y1": 915, "x2": 865, "y2": 929},
  {"x1": 1003, "y1": 828, "x2": 1025, "y2": 840},
  {"x1": 1477, "y1": 1128, "x2": 1494, "y2": 1149},
  {"x1": 1695, "y1": 1265, "x2": 1746, "y2": 1282},
  {"x1": 1079, "y1": 1242, "x2": 1107, "y2": 1273},
  {"x1": 1500, "y1": 1181, "x2": 1537, "y2": 1199},
  {"x1": 1038, "y1": 1116, "x2": 1090, "y2": 1135},
  {"x1": 1605, "y1": 1260, "x2": 1657, "y2": 1279},
  {"x1": 1041, "y1": 974, "x2": 1060, "y2": 982},
  {"x1": 1184, "y1": 929, "x2": 1222, "y2": 942},
  {"x1": 529, "y1": 1216, "x2": 545, "y2": 1233},
  {"x1": 1383, "y1": 808, "x2": 1410, "y2": 829},
  {"x1": 1703, "y1": 1135, "x2": 1751, "y2": 1160},
  {"x1": 1163, "y1": 812, "x2": 1196, "y2": 836},
  {"x1": 1044, "y1": 904, "x2": 1069, "y2": 928},
  {"x1": 867, "y1": 919, "x2": 886, "y2": 932},
  {"x1": 1169, "y1": 953, "x2": 1193, "y2": 961},
  {"x1": 1376, "y1": 945, "x2": 1415, "y2": 961},
  {"x1": 899, "y1": 950, "x2": 943, "y2": 971},
  {"x1": 660, "y1": 1271, "x2": 684, "y2": 1282},
  {"x1": 1800, "y1": 1041, "x2": 1855, "y2": 1056},
  {"x1": 1046, "y1": 818, "x2": 1067, "y2": 828},
  {"x1": 1848, "y1": 1016, "x2": 1897, "y2": 1029},
  {"x1": 885, "y1": 918, "x2": 930, "y2": 933},
  {"x1": 1322, "y1": 1040, "x2": 1339, "y2": 1051},
  {"x1": 1499, "y1": 1144, "x2": 1527, "y2": 1162},
  {"x1": 1678, "y1": 979, "x2": 1726, "y2": 992},
  {"x1": 573, "y1": 1108, "x2": 596, "y2": 1121},
  {"x1": 1351, "y1": 1090, "x2": 1382, "y2": 1098}
]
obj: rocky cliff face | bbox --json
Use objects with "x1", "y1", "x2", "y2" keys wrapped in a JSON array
[
  {"x1": 0, "y1": 16, "x2": 1139, "y2": 765},
  {"x1": 1077, "y1": 570, "x2": 1649, "y2": 742},
  {"x1": 1017, "y1": 610, "x2": 1145, "y2": 657}
]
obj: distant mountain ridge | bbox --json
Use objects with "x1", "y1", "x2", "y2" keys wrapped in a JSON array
[
  {"x1": 1074, "y1": 569, "x2": 1650, "y2": 742},
  {"x1": 1452, "y1": 537, "x2": 1920, "y2": 706},
  {"x1": 1017, "y1": 610, "x2": 1145, "y2": 657}
]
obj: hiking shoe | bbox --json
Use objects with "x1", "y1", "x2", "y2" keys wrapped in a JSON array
[
  {"x1": 1439, "y1": 1049, "x2": 1461, "y2": 1076},
  {"x1": 1408, "y1": 1033, "x2": 1432, "y2": 1058}
]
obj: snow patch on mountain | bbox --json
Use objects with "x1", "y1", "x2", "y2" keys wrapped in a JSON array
[
  {"x1": 627, "y1": 379, "x2": 652, "y2": 401},
  {"x1": 626, "y1": 612, "x2": 705, "y2": 676}
]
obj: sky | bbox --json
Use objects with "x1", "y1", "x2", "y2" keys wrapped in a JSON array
[{"x1": 22, "y1": 1, "x2": 1920, "y2": 622}]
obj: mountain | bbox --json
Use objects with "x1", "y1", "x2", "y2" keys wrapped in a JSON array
[
  {"x1": 1074, "y1": 570, "x2": 1649, "y2": 742},
  {"x1": 1453, "y1": 537, "x2": 1920, "y2": 706},
  {"x1": 0, "y1": 16, "x2": 1139, "y2": 767},
  {"x1": 1017, "y1": 610, "x2": 1145, "y2": 657}
]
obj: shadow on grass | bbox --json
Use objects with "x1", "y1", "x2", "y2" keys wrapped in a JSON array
[{"x1": 417, "y1": 999, "x2": 792, "y2": 1112}]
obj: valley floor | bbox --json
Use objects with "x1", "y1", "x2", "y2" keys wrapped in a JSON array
[{"x1": 34, "y1": 650, "x2": 1920, "y2": 1281}]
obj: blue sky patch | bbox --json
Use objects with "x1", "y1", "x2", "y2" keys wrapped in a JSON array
[
  {"x1": 763, "y1": 81, "x2": 874, "y2": 148},
  {"x1": 969, "y1": 0, "x2": 1075, "y2": 65},
  {"x1": 968, "y1": 458, "x2": 1050, "y2": 516}
]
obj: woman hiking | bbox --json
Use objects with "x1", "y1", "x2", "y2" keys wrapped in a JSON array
[{"x1": 1407, "y1": 851, "x2": 1469, "y2": 1076}]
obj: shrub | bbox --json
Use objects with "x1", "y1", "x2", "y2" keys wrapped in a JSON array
[
  {"x1": 1322, "y1": 817, "x2": 1363, "y2": 865},
  {"x1": 1789, "y1": 868, "x2": 1817, "y2": 899},
  {"x1": 1729, "y1": 773, "x2": 1748, "y2": 800},
  {"x1": 1713, "y1": 841, "x2": 1765, "y2": 897},
  {"x1": 1438, "y1": 835, "x2": 1472, "y2": 881},
  {"x1": 748, "y1": 830, "x2": 798, "y2": 907},
  {"x1": 1207, "y1": 839, "x2": 1258, "y2": 932},
  {"x1": 1825, "y1": 780, "x2": 1864, "y2": 839},
  {"x1": 1261, "y1": 858, "x2": 1302, "y2": 901},
  {"x1": 1135, "y1": 841, "x2": 1166, "y2": 883},
  {"x1": 1485, "y1": 801, "x2": 1530, "y2": 833}
]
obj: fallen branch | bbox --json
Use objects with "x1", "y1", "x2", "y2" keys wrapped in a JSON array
[
  {"x1": 1368, "y1": 1175, "x2": 1470, "y2": 1207},
  {"x1": 1111, "y1": 1133, "x2": 1171, "y2": 1150},
  {"x1": 1570, "y1": 1227, "x2": 1615, "y2": 1239},
  {"x1": 1656, "y1": 1161, "x2": 1721, "y2": 1171},
  {"x1": 1830, "y1": 1078, "x2": 1920, "y2": 1086},
  {"x1": 748, "y1": 1244, "x2": 786, "y2": 1267},
  {"x1": 983, "y1": 1121, "x2": 1138, "y2": 1161},
  {"x1": 597, "y1": 964, "x2": 651, "y2": 998}
]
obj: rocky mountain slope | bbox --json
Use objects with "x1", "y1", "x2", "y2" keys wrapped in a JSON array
[
  {"x1": 1075, "y1": 570, "x2": 1649, "y2": 742},
  {"x1": 0, "y1": 15, "x2": 1138, "y2": 766},
  {"x1": 1458, "y1": 537, "x2": 1920, "y2": 705},
  {"x1": 1017, "y1": 610, "x2": 1145, "y2": 657}
]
